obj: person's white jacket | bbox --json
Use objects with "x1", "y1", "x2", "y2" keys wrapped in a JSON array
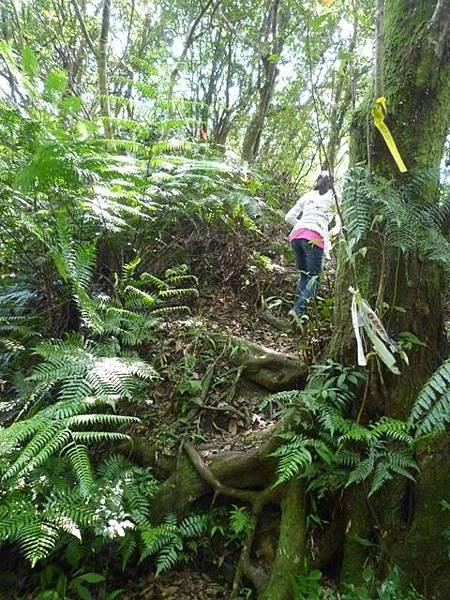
[{"x1": 284, "y1": 189, "x2": 341, "y2": 259}]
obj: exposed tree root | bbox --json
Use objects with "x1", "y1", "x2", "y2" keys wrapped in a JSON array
[
  {"x1": 148, "y1": 424, "x2": 283, "y2": 521},
  {"x1": 184, "y1": 442, "x2": 261, "y2": 504},
  {"x1": 226, "y1": 334, "x2": 307, "y2": 391},
  {"x1": 259, "y1": 480, "x2": 306, "y2": 600},
  {"x1": 184, "y1": 442, "x2": 308, "y2": 600},
  {"x1": 259, "y1": 310, "x2": 292, "y2": 332},
  {"x1": 230, "y1": 509, "x2": 268, "y2": 598},
  {"x1": 184, "y1": 443, "x2": 274, "y2": 596}
]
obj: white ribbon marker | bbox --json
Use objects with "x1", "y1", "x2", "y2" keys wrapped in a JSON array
[{"x1": 349, "y1": 288, "x2": 407, "y2": 375}]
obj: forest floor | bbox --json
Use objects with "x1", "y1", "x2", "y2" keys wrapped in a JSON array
[
  {"x1": 135, "y1": 258, "x2": 334, "y2": 448},
  {"x1": 124, "y1": 570, "x2": 229, "y2": 599},
  {"x1": 125, "y1": 238, "x2": 336, "y2": 598}
]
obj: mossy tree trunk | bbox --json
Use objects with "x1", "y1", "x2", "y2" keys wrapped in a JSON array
[{"x1": 329, "y1": 0, "x2": 450, "y2": 591}]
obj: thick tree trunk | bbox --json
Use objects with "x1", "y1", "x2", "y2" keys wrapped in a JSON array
[
  {"x1": 331, "y1": 0, "x2": 450, "y2": 415},
  {"x1": 259, "y1": 481, "x2": 306, "y2": 600},
  {"x1": 329, "y1": 0, "x2": 450, "y2": 591}
]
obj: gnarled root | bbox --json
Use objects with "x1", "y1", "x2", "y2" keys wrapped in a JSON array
[
  {"x1": 223, "y1": 334, "x2": 307, "y2": 391},
  {"x1": 149, "y1": 420, "x2": 286, "y2": 521},
  {"x1": 183, "y1": 443, "x2": 307, "y2": 600},
  {"x1": 259, "y1": 480, "x2": 306, "y2": 600}
]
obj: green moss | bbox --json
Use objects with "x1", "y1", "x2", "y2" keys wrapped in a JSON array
[
  {"x1": 390, "y1": 434, "x2": 450, "y2": 599},
  {"x1": 260, "y1": 481, "x2": 306, "y2": 600},
  {"x1": 340, "y1": 485, "x2": 373, "y2": 587}
]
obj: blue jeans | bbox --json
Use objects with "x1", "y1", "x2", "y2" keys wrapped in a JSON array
[{"x1": 291, "y1": 238, "x2": 324, "y2": 315}]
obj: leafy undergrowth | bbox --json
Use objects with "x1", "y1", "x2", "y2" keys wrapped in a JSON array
[{"x1": 0, "y1": 59, "x2": 341, "y2": 596}]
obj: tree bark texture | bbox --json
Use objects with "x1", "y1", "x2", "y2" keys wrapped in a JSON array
[
  {"x1": 97, "y1": 0, "x2": 112, "y2": 138},
  {"x1": 329, "y1": 1, "x2": 450, "y2": 593},
  {"x1": 330, "y1": 0, "x2": 450, "y2": 419},
  {"x1": 241, "y1": 0, "x2": 287, "y2": 163}
]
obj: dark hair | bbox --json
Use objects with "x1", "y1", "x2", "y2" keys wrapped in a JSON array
[{"x1": 313, "y1": 174, "x2": 331, "y2": 195}]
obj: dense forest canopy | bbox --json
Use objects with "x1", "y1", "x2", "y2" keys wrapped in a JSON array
[{"x1": 0, "y1": 0, "x2": 449, "y2": 599}]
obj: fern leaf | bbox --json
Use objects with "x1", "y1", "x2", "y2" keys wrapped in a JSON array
[
  {"x1": 272, "y1": 435, "x2": 313, "y2": 486},
  {"x1": 369, "y1": 463, "x2": 392, "y2": 496},
  {"x1": 2, "y1": 422, "x2": 64, "y2": 479},
  {"x1": 65, "y1": 443, "x2": 93, "y2": 497},
  {"x1": 409, "y1": 358, "x2": 450, "y2": 435},
  {"x1": 17, "y1": 522, "x2": 59, "y2": 567},
  {"x1": 346, "y1": 456, "x2": 374, "y2": 487}
]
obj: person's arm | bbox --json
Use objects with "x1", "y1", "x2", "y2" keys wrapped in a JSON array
[{"x1": 284, "y1": 193, "x2": 308, "y2": 226}]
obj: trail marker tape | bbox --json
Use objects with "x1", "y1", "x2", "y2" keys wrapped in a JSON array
[{"x1": 372, "y1": 96, "x2": 407, "y2": 173}]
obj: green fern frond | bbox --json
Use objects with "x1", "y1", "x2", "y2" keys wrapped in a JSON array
[
  {"x1": 388, "y1": 450, "x2": 418, "y2": 480},
  {"x1": 51, "y1": 515, "x2": 82, "y2": 541},
  {"x1": 409, "y1": 357, "x2": 450, "y2": 435},
  {"x1": 337, "y1": 422, "x2": 372, "y2": 443},
  {"x1": 371, "y1": 418, "x2": 413, "y2": 444},
  {"x1": 272, "y1": 433, "x2": 313, "y2": 486},
  {"x1": 151, "y1": 139, "x2": 192, "y2": 155},
  {"x1": 418, "y1": 228, "x2": 450, "y2": 275},
  {"x1": 65, "y1": 443, "x2": 93, "y2": 497},
  {"x1": 71, "y1": 431, "x2": 131, "y2": 444},
  {"x1": 341, "y1": 167, "x2": 373, "y2": 243},
  {"x1": 165, "y1": 273, "x2": 198, "y2": 286},
  {"x1": 369, "y1": 462, "x2": 392, "y2": 496},
  {"x1": 123, "y1": 286, "x2": 156, "y2": 308},
  {"x1": 179, "y1": 513, "x2": 208, "y2": 538},
  {"x1": 155, "y1": 542, "x2": 183, "y2": 575},
  {"x1": 17, "y1": 522, "x2": 60, "y2": 567},
  {"x1": 148, "y1": 306, "x2": 190, "y2": 317},
  {"x1": 346, "y1": 456, "x2": 374, "y2": 487},
  {"x1": 334, "y1": 449, "x2": 360, "y2": 468},
  {"x1": 157, "y1": 287, "x2": 199, "y2": 299},
  {"x1": 65, "y1": 413, "x2": 138, "y2": 428},
  {"x1": 120, "y1": 534, "x2": 138, "y2": 570},
  {"x1": 140, "y1": 273, "x2": 168, "y2": 290},
  {"x1": 0, "y1": 501, "x2": 36, "y2": 539},
  {"x1": 139, "y1": 511, "x2": 206, "y2": 573},
  {"x1": 1, "y1": 422, "x2": 66, "y2": 479}
]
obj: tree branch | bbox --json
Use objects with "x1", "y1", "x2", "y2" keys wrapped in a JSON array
[
  {"x1": 217, "y1": 6, "x2": 266, "y2": 59},
  {"x1": 374, "y1": 0, "x2": 385, "y2": 99},
  {"x1": 429, "y1": 0, "x2": 450, "y2": 32},
  {"x1": 427, "y1": 0, "x2": 450, "y2": 55},
  {"x1": 70, "y1": 0, "x2": 97, "y2": 56},
  {"x1": 170, "y1": 0, "x2": 216, "y2": 82}
]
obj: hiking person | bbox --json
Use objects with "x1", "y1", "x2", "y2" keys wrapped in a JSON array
[{"x1": 285, "y1": 171, "x2": 340, "y2": 319}]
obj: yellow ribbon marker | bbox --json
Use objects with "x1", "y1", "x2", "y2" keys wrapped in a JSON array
[
  {"x1": 320, "y1": 0, "x2": 335, "y2": 4},
  {"x1": 372, "y1": 96, "x2": 407, "y2": 173}
]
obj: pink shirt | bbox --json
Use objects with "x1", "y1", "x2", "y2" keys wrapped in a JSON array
[{"x1": 289, "y1": 227, "x2": 324, "y2": 249}]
